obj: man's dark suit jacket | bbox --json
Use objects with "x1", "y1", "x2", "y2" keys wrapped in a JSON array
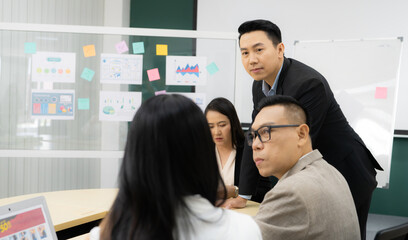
[{"x1": 239, "y1": 57, "x2": 383, "y2": 208}]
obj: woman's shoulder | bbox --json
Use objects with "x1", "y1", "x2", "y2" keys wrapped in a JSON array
[
  {"x1": 222, "y1": 209, "x2": 262, "y2": 239},
  {"x1": 183, "y1": 195, "x2": 262, "y2": 239}
]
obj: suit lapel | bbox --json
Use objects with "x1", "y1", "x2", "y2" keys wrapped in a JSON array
[{"x1": 276, "y1": 57, "x2": 290, "y2": 95}]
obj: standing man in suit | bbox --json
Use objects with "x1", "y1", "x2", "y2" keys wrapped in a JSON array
[
  {"x1": 223, "y1": 19, "x2": 382, "y2": 239},
  {"x1": 251, "y1": 95, "x2": 360, "y2": 240}
]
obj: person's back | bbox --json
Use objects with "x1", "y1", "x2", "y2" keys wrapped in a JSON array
[
  {"x1": 93, "y1": 94, "x2": 261, "y2": 240},
  {"x1": 175, "y1": 195, "x2": 261, "y2": 240}
]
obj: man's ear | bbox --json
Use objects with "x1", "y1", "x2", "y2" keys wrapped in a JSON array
[
  {"x1": 277, "y1": 42, "x2": 285, "y2": 58},
  {"x1": 297, "y1": 124, "x2": 309, "y2": 146}
]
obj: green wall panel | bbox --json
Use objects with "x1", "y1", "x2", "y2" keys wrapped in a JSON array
[
  {"x1": 370, "y1": 138, "x2": 408, "y2": 216},
  {"x1": 129, "y1": 0, "x2": 197, "y2": 100},
  {"x1": 130, "y1": 0, "x2": 196, "y2": 30}
]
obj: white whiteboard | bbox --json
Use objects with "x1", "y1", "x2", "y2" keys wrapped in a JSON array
[{"x1": 293, "y1": 38, "x2": 403, "y2": 188}]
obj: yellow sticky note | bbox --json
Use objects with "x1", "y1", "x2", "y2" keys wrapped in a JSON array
[
  {"x1": 83, "y1": 44, "x2": 96, "y2": 57},
  {"x1": 156, "y1": 44, "x2": 168, "y2": 56}
]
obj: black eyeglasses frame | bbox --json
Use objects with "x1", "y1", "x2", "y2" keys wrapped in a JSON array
[{"x1": 246, "y1": 124, "x2": 300, "y2": 146}]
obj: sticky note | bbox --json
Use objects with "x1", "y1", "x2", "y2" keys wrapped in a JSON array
[
  {"x1": 156, "y1": 44, "x2": 168, "y2": 56},
  {"x1": 147, "y1": 68, "x2": 160, "y2": 81},
  {"x1": 81, "y1": 68, "x2": 95, "y2": 82},
  {"x1": 24, "y1": 42, "x2": 37, "y2": 54},
  {"x1": 83, "y1": 44, "x2": 96, "y2": 57},
  {"x1": 206, "y1": 62, "x2": 219, "y2": 75},
  {"x1": 132, "y1": 42, "x2": 145, "y2": 54},
  {"x1": 155, "y1": 90, "x2": 167, "y2": 96},
  {"x1": 78, "y1": 98, "x2": 90, "y2": 110},
  {"x1": 115, "y1": 40, "x2": 129, "y2": 54},
  {"x1": 375, "y1": 87, "x2": 387, "y2": 99}
]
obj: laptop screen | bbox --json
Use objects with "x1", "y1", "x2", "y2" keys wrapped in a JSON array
[{"x1": 0, "y1": 196, "x2": 57, "y2": 240}]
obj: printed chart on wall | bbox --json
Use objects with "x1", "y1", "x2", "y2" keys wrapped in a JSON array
[
  {"x1": 174, "y1": 92, "x2": 206, "y2": 111},
  {"x1": 100, "y1": 54, "x2": 143, "y2": 84},
  {"x1": 99, "y1": 91, "x2": 142, "y2": 121},
  {"x1": 31, "y1": 52, "x2": 76, "y2": 83},
  {"x1": 0, "y1": 206, "x2": 55, "y2": 240},
  {"x1": 31, "y1": 90, "x2": 75, "y2": 120},
  {"x1": 166, "y1": 56, "x2": 207, "y2": 86}
]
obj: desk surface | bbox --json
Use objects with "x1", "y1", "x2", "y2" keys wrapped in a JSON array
[
  {"x1": 234, "y1": 200, "x2": 259, "y2": 216},
  {"x1": 0, "y1": 188, "x2": 259, "y2": 238},
  {"x1": 0, "y1": 188, "x2": 118, "y2": 232}
]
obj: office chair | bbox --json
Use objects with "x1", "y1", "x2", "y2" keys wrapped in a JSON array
[{"x1": 374, "y1": 222, "x2": 408, "y2": 240}]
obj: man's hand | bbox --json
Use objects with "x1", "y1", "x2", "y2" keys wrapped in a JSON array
[{"x1": 221, "y1": 196, "x2": 247, "y2": 209}]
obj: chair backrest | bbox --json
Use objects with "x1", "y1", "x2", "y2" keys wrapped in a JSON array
[{"x1": 374, "y1": 222, "x2": 408, "y2": 240}]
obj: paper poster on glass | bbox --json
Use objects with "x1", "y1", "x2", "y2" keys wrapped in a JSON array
[
  {"x1": 99, "y1": 91, "x2": 142, "y2": 121},
  {"x1": 0, "y1": 206, "x2": 54, "y2": 239},
  {"x1": 174, "y1": 92, "x2": 206, "y2": 111},
  {"x1": 31, "y1": 52, "x2": 76, "y2": 83},
  {"x1": 166, "y1": 56, "x2": 207, "y2": 86},
  {"x1": 100, "y1": 54, "x2": 143, "y2": 84},
  {"x1": 31, "y1": 90, "x2": 75, "y2": 120}
]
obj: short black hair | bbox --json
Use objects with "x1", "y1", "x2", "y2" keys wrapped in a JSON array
[
  {"x1": 257, "y1": 95, "x2": 310, "y2": 127},
  {"x1": 238, "y1": 19, "x2": 282, "y2": 46}
]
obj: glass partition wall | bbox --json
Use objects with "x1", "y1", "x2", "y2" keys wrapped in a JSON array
[{"x1": 0, "y1": 23, "x2": 238, "y2": 198}]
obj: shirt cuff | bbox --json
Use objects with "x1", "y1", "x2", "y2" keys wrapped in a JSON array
[{"x1": 239, "y1": 194, "x2": 252, "y2": 200}]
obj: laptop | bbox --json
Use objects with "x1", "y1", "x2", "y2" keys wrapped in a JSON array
[{"x1": 0, "y1": 196, "x2": 58, "y2": 240}]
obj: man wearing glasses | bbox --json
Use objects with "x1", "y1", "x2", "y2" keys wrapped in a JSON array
[
  {"x1": 250, "y1": 95, "x2": 360, "y2": 240},
  {"x1": 225, "y1": 19, "x2": 382, "y2": 240}
]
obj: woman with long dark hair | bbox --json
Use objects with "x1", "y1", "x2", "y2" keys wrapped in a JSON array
[
  {"x1": 205, "y1": 97, "x2": 245, "y2": 199},
  {"x1": 91, "y1": 94, "x2": 261, "y2": 240}
]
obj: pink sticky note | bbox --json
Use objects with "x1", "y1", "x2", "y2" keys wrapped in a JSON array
[
  {"x1": 375, "y1": 87, "x2": 387, "y2": 99},
  {"x1": 115, "y1": 40, "x2": 129, "y2": 54},
  {"x1": 155, "y1": 90, "x2": 167, "y2": 96},
  {"x1": 147, "y1": 68, "x2": 160, "y2": 81}
]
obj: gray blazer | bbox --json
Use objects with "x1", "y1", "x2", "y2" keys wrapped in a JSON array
[{"x1": 254, "y1": 150, "x2": 360, "y2": 240}]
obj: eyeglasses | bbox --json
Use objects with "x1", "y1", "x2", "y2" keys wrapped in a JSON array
[{"x1": 246, "y1": 124, "x2": 300, "y2": 146}]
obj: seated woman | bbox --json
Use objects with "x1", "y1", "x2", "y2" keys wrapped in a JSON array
[
  {"x1": 205, "y1": 98, "x2": 245, "y2": 199},
  {"x1": 91, "y1": 94, "x2": 261, "y2": 240}
]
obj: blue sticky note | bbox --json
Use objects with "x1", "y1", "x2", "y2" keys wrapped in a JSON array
[
  {"x1": 132, "y1": 42, "x2": 145, "y2": 54},
  {"x1": 78, "y1": 98, "x2": 90, "y2": 110},
  {"x1": 24, "y1": 42, "x2": 37, "y2": 54},
  {"x1": 81, "y1": 68, "x2": 95, "y2": 81},
  {"x1": 206, "y1": 62, "x2": 219, "y2": 75}
]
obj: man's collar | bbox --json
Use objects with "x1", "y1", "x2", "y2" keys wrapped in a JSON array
[{"x1": 262, "y1": 61, "x2": 284, "y2": 96}]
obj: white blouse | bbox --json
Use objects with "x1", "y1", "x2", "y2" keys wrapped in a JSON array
[
  {"x1": 175, "y1": 195, "x2": 262, "y2": 240},
  {"x1": 215, "y1": 147, "x2": 236, "y2": 186},
  {"x1": 89, "y1": 195, "x2": 262, "y2": 240}
]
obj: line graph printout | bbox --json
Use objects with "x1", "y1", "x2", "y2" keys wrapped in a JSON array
[
  {"x1": 166, "y1": 56, "x2": 207, "y2": 86},
  {"x1": 100, "y1": 54, "x2": 143, "y2": 84},
  {"x1": 31, "y1": 52, "x2": 76, "y2": 83},
  {"x1": 99, "y1": 91, "x2": 142, "y2": 122}
]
